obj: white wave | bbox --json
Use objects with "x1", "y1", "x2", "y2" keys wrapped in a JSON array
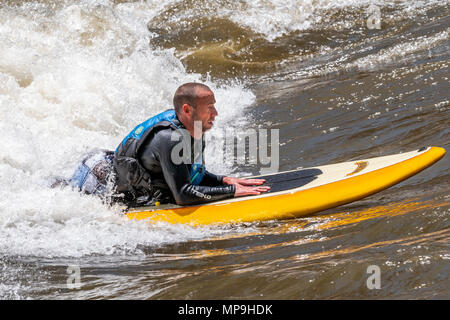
[
  {"x1": 0, "y1": 0, "x2": 255, "y2": 258},
  {"x1": 223, "y1": 0, "x2": 446, "y2": 41}
]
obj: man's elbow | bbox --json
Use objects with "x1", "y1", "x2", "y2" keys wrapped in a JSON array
[
  {"x1": 173, "y1": 195, "x2": 201, "y2": 207},
  {"x1": 173, "y1": 185, "x2": 207, "y2": 206}
]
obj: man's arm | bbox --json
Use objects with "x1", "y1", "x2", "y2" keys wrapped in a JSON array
[
  {"x1": 151, "y1": 130, "x2": 236, "y2": 206},
  {"x1": 203, "y1": 172, "x2": 271, "y2": 197},
  {"x1": 201, "y1": 170, "x2": 225, "y2": 187}
]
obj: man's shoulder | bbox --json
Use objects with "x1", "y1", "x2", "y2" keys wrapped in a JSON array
[
  {"x1": 153, "y1": 126, "x2": 185, "y2": 140},
  {"x1": 148, "y1": 126, "x2": 187, "y2": 149}
]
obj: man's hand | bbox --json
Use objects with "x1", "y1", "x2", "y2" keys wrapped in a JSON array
[
  {"x1": 222, "y1": 176, "x2": 266, "y2": 186},
  {"x1": 223, "y1": 176, "x2": 270, "y2": 197}
]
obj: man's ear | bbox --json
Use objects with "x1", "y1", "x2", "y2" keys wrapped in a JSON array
[{"x1": 182, "y1": 103, "x2": 192, "y2": 115}]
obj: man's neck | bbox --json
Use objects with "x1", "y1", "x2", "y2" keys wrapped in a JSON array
[{"x1": 177, "y1": 113, "x2": 203, "y2": 140}]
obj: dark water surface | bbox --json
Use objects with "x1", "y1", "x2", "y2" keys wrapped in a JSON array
[{"x1": 0, "y1": 0, "x2": 448, "y2": 299}]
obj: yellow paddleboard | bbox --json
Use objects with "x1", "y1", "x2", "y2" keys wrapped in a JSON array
[{"x1": 126, "y1": 147, "x2": 446, "y2": 226}]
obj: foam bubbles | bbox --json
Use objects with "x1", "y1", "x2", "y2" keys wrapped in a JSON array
[{"x1": 0, "y1": 0, "x2": 255, "y2": 258}]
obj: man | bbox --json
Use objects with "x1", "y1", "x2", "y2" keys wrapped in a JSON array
[{"x1": 66, "y1": 83, "x2": 270, "y2": 207}]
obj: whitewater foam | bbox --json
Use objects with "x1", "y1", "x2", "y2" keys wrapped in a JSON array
[{"x1": 0, "y1": 0, "x2": 255, "y2": 258}]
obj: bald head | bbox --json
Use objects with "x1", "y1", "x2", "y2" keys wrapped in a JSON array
[{"x1": 173, "y1": 82, "x2": 212, "y2": 114}]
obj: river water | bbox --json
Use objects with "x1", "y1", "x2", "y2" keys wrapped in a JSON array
[{"x1": 0, "y1": 0, "x2": 449, "y2": 299}]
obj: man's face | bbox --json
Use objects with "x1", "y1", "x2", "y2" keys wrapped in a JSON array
[{"x1": 192, "y1": 89, "x2": 218, "y2": 133}]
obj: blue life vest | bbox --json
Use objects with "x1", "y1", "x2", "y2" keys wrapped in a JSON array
[
  {"x1": 115, "y1": 109, "x2": 179, "y2": 153},
  {"x1": 113, "y1": 109, "x2": 205, "y2": 196}
]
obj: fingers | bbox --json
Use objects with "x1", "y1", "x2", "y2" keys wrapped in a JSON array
[
  {"x1": 245, "y1": 190, "x2": 262, "y2": 195},
  {"x1": 241, "y1": 178, "x2": 266, "y2": 186},
  {"x1": 235, "y1": 185, "x2": 271, "y2": 197},
  {"x1": 246, "y1": 185, "x2": 270, "y2": 191},
  {"x1": 224, "y1": 177, "x2": 267, "y2": 186}
]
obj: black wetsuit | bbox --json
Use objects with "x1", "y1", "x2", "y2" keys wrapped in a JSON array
[{"x1": 137, "y1": 125, "x2": 235, "y2": 206}]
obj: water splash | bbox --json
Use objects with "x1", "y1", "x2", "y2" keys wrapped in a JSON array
[{"x1": 0, "y1": 0, "x2": 254, "y2": 258}]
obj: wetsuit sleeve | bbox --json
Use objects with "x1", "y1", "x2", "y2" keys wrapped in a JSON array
[
  {"x1": 149, "y1": 130, "x2": 235, "y2": 206},
  {"x1": 200, "y1": 170, "x2": 224, "y2": 187}
]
